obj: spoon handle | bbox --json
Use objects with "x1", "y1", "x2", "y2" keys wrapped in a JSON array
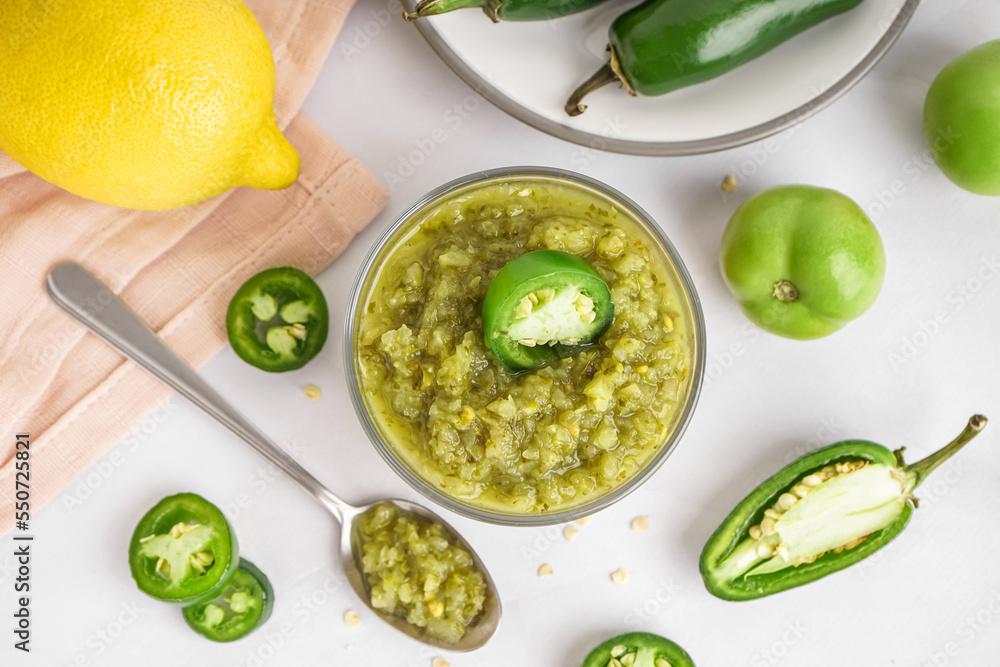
[{"x1": 46, "y1": 262, "x2": 348, "y2": 519}]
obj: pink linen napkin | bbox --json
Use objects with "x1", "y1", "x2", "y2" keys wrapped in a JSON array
[{"x1": 0, "y1": 0, "x2": 389, "y2": 535}]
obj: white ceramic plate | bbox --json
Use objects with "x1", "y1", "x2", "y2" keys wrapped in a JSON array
[{"x1": 406, "y1": 0, "x2": 921, "y2": 155}]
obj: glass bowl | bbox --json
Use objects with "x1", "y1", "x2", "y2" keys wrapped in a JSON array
[{"x1": 344, "y1": 166, "x2": 705, "y2": 526}]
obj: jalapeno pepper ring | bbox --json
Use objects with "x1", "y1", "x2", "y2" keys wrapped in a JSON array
[
  {"x1": 482, "y1": 250, "x2": 614, "y2": 372},
  {"x1": 226, "y1": 267, "x2": 329, "y2": 373},
  {"x1": 700, "y1": 415, "x2": 988, "y2": 601},
  {"x1": 128, "y1": 493, "x2": 240, "y2": 606},
  {"x1": 183, "y1": 558, "x2": 274, "y2": 642},
  {"x1": 582, "y1": 632, "x2": 695, "y2": 667}
]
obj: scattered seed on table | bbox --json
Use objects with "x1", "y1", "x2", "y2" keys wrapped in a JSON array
[
  {"x1": 721, "y1": 175, "x2": 738, "y2": 193},
  {"x1": 344, "y1": 610, "x2": 361, "y2": 627},
  {"x1": 577, "y1": 516, "x2": 592, "y2": 526},
  {"x1": 432, "y1": 658, "x2": 450, "y2": 667},
  {"x1": 611, "y1": 568, "x2": 629, "y2": 585},
  {"x1": 304, "y1": 385, "x2": 321, "y2": 400},
  {"x1": 564, "y1": 525, "x2": 579, "y2": 541},
  {"x1": 631, "y1": 515, "x2": 650, "y2": 531},
  {"x1": 538, "y1": 563, "x2": 554, "y2": 577}
]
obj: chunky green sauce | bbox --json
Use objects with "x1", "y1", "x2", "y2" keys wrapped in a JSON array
[
  {"x1": 357, "y1": 179, "x2": 693, "y2": 513},
  {"x1": 357, "y1": 503, "x2": 486, "y2": 643}
]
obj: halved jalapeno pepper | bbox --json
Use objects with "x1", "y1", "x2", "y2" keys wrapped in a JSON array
[
  {"x1": 226, "y1": 267, "x2": 329, "y2": 372},
  {"x1": 128, "y1": 493, "x2": 239, "y2": 606},
  {"x1": 182, "y1": 558, "x2": 274, "y2": 642},
  {"x1": 582, "y1": 632, "x2": 695, "y2": 667},
  {"x1": 700, "y1": 415, "x2": 987, "y2": 601},
  {"x1": 482, "y1": 250, "x2": 614, "y2": 372}
]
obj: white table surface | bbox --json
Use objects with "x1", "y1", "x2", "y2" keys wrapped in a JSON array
[{"x1": 5, "y1": 1, "x2": 1000, "y2": 665}]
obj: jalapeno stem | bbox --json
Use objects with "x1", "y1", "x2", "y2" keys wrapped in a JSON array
[
  {"x1": 565, "y1": 64, "x2": 618, "y2": 116},
  {"x1": 906, "y1": 415, "x2": 988, "y2": 486},
  {"x1": 404, "y1": 0, "x2": 497, "y2": 21},
  {"x1": 566, "y1": 47, "x2": 635, "y2": 116}
]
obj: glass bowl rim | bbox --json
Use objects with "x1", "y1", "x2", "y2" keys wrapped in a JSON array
[{"x1": 343, "y1": 165, "x2": 706, "y2": 526}]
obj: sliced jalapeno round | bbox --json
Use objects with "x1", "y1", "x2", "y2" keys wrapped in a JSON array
[
  {"x1": 482, "y1": 250, "x2": 614, "y2": 372},
  {"x1": 700, "y1": 415, "x2": 988, "y2": 601},
  {"x1": 226, "y1": 267, "x2": 329, "y2": 372},
  {"x1": 582, "y1": 632, "x2": 695, "y2": 667},
  {"x1": 182, "y1": 558, "x2": 274, "y2": 642},
  {"x1": 128, "y1": 493, "x2": 240, "y2": 606}
]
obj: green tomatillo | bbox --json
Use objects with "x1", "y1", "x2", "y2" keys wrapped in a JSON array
[
  {"x1": 719, "y1": 185, "x2": 885, "y2": 340},
  {"x1": 924, "y1": 40, "x2": 1000, "y2": 196}
]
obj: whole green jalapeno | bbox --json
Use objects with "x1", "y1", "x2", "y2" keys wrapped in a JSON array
[
  {"x1": 566, "y1": 0, "x2": 865, "y2": 116},
  {"x1": 405, "y1": 0, "x2": 612, "y2": 23},
  {"x1": 700, "y1": 415, "x2": 988, "y2": 601}
]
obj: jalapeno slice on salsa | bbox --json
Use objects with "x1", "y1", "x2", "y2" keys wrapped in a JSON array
[
  {"x1": 582, "y1": 632, "x2": 695, "y2": 667},
  {"x1": 482, "y1": 250, "x2": 614, "y2": 372},
  {"x1": 129, "y1": 493, "x2": 239, "y2": 606},
  {"x1": 700, "y1": 415, "x2": 988, "y2": 601},
  {"x1": 226, "y1": 267, "x2": 329, "y2": 372},
  {"x1": 183, "y1": 558, "x2": 274, "y2": 642}
]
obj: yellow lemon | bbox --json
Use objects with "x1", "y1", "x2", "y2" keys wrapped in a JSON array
[{"x1": 0, "y1": 0, "x2": 299, "y2": 210}]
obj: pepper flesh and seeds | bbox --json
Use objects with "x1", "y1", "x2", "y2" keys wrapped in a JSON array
[
  {"x1": 226, "y1": 267, "x2": 329, "y2": 372},
  {"x1": 128, "y1": 493, "x2": 239, "y2": 606},
  {"x1": 482, "y1": 250, "x2": 614, "y2": 372},
  {"x1": 138, "y1": 522, "x2": 216, "y2": 583},
  {"x1": 701, "y1": 415, "x2": 988, "y2": 601},
  {"x1": 182, "y1": 559, "x2": 274, "y2": 642},
  {"x1": 582, "y1": 632, "x2": 695, "y2": 667}
]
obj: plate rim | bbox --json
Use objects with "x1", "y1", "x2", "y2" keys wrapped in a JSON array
[{"x1": 407, "y1": 0, "x2": 922, "y2": 156}]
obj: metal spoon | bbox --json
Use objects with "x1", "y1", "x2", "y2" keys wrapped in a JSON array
[{"x1": 46, "y1": 261, "x2": 501, "y2": 652}]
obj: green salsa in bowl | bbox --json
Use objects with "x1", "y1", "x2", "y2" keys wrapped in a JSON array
[{"x1": 345, "y1": 167, "x2": 705, "y2": 526}]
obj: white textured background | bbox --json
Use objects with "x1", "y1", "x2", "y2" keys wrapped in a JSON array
[{"x1": 5, "y1": 1, "x2": 1000, "y2": 665}]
